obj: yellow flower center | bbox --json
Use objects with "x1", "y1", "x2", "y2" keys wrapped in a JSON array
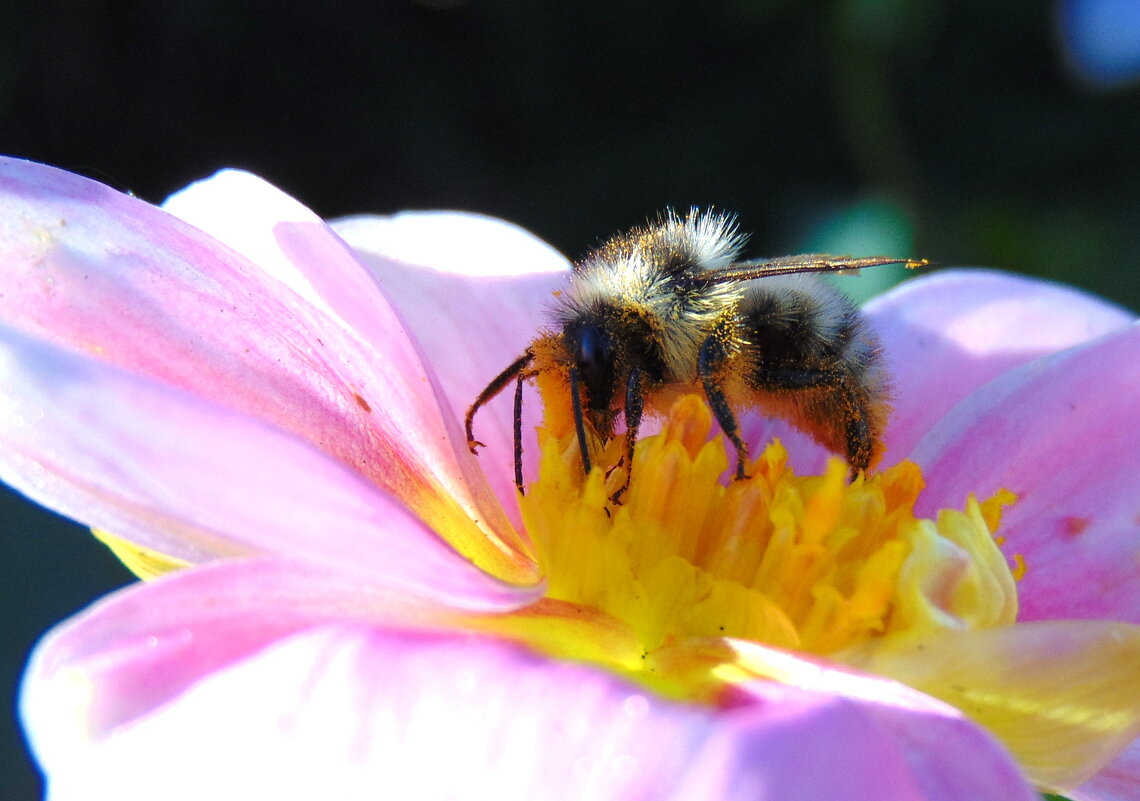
[{"x1": 520, "y1": 394, "x2": 1019, "y2": 663}]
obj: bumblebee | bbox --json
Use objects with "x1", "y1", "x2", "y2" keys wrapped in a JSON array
[{"x1": 465, "y1": 209, "x2": 924, "y2": 502}]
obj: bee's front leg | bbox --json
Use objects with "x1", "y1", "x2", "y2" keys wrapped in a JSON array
[{"x1": 610, "y1": 367, "x2": 644, "y2": 505}]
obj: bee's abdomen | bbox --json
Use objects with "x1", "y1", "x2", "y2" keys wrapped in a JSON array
[
  {"x1": 736, "y1": 276, "x2": 889, "y2": 471},
  {"x1": 738, "y1": 278, "x2": 863, "y2": 366}
]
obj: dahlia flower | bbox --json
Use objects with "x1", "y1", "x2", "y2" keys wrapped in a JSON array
[{"x1": 2, "y1": 157, "x2": 1138, "y2": 800}]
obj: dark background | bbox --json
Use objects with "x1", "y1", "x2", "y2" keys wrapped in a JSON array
[{"x1": 2, "y1": 1, "x2": 1137, "y2": 797}]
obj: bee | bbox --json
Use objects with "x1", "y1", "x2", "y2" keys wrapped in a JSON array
[{"x1": 465, "y1": 209, "x2": 925, "y2": 502}]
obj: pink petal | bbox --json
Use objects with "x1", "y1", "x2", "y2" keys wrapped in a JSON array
[
  {"x1": 0, "y1": 329, "x2": 539, "y2": 605},
  {"x1": 837, "y1": 621, "x2": 1140, "y2": 792},
  {"x1": 690, "y1": 639, "x2": 1037, "y2": 800},
  {"x1": 726, "y1": 682, "x2": 1035, "y2": 801},
  {"x1": 333, "y1": 212, "x2": 570, "y2": 512},
  {"x1": 867, "y1": 270, "x2": 1133, "y2": 464},
  {"x1": 20, "y1": 558, "x2": 523, "y2": 747},
  {"x1": 0, "y1": 158, "x2": 530, "y2": 578},
  {"x1": 25, "y1": 614, "x2": 1035, "y2": 801},
  {"x1": 162, "y1": 172, "x2": 433, "y2": 371},
  {"x1": 912, "y1": 322, "x2": 1140, "y2": 623},
  {"x1": 1074, "y1": 737, "x2": 1140, "y2": 801}
]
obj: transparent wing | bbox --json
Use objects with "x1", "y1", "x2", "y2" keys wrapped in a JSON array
[{"x1": 701, "y1": 254, "x2": 929, "y2": 284}]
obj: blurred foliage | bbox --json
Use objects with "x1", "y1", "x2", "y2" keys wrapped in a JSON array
[
  {"x1": 2, "y1": 0, "x2": 1138, "y2": 310},
  {"x1": 1, "y1": 0, "x2": 1137, "y2": 797}
]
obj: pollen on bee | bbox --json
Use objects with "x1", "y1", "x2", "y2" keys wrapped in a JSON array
[{"x1": 529, "y1": 334, "x2": 577, "y2": 438}]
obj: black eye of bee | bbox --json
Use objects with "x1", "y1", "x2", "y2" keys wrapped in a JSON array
[{"x1": 574, "y1": 324, "x2": 616, "y2": 412}]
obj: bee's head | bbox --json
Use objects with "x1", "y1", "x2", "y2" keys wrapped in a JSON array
[{"x1": 565, "y1": 321, "x2": 617, "y2": 415}]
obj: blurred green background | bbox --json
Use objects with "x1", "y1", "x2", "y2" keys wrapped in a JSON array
[{"x1": 2, "y1": 0, "x2": 1137, "y2": 797}]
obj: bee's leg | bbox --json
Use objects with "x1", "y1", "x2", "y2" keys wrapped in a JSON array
[
  {"x1": 698, "y1": 336, "x2": 749, "y2": 480},
  {"x1": 465, "y1": 350, "x2": 534, "y2": 453},
  {"x1": 512, "y1": 369, "x2": 526, "y2": 494},
  {"x1": 750, "y1": 366, "x2": 872, "y2": 473},
  {"x1": 568, "y1": 366, "x2": 593, "y2": 477},
  {"x1": 610, "y1": 366, "x2": 644, "y2": 504},
  {"x1": 826, "y1": 380, "x2": 874, "y2": 474},
  {"x1": 842, "y1": 394, "x2": 873, "y2": 473}
]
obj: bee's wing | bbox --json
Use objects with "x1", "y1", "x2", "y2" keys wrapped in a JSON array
[{"x1": 702, "y1": 254, "x2": 928, "y2": 284}]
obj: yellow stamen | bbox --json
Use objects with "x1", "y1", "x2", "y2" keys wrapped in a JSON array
[{"x1": 521, "y1": 394, "x2": 1018, "y2": 658}]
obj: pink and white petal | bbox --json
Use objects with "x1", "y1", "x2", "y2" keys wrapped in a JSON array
[
  {"x1": 676, "y1": 639, "x2": 1037, "y2": 800},
  {"x1": 836, "y1": 621, "x2": 1140, "y2": 794},
  {"x1": 0, "y1": 158, "x2": 528, "y2": 578},
  {"x1": 866, "y1": 270, "x2": 1134, "y2": 463},
  {"x1": 724, "y1": 681, "x2": 1036, "y2": 801},
  {"x1": 26, "y1": 621, "x2": 1035, "y2": 801},
  {"x1": 333, "y1": 212, "x2": 570, "y2": 510},
  {"x1": 19, "y1": 557, "x2": 529, "y2": 752},
  {"x1": 162, "y1": 171, "x2": 423, "y2": 364},
  {"x1": 911, "y1": 322, "x2": 1140, "y2": 623},
  {"x1": 168, "y1": 173, "x2": 536, "y2": 568},
  {"x1": 0, "y1": 328, "x2": 541, "y2": 599},
  {"x1": 1073, "y1": 737, "x2": 1140, "y2": 801},
  {"x1": 0, "y1": 158, "x2": 382, "y2": 452},
  {"x1": 167, "y1": 173, "x2": 540, "y2": 571}
]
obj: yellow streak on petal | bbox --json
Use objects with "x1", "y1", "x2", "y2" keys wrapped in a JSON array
[
  {"x1": 92, "y1": 528, "x2": 190, "y2": 580},
  {"x1": 398, "y1": 470, "x2": 541, "y2": 587},
  {"x1": 835, "y1": 621, "x2": 1140, "y2": 794},
  {"x1": 465, "y1": 597, "x2": 646, "y2": 673}
]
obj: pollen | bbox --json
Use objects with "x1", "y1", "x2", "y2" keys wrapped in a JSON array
[{"x1": 520, "y1": 394, "x2": 1019, "y2": 659}]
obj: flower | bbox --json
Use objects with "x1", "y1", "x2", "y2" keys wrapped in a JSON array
[{"x1": 3, "y1": 156, "x2": 1139, "y2": 800}]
